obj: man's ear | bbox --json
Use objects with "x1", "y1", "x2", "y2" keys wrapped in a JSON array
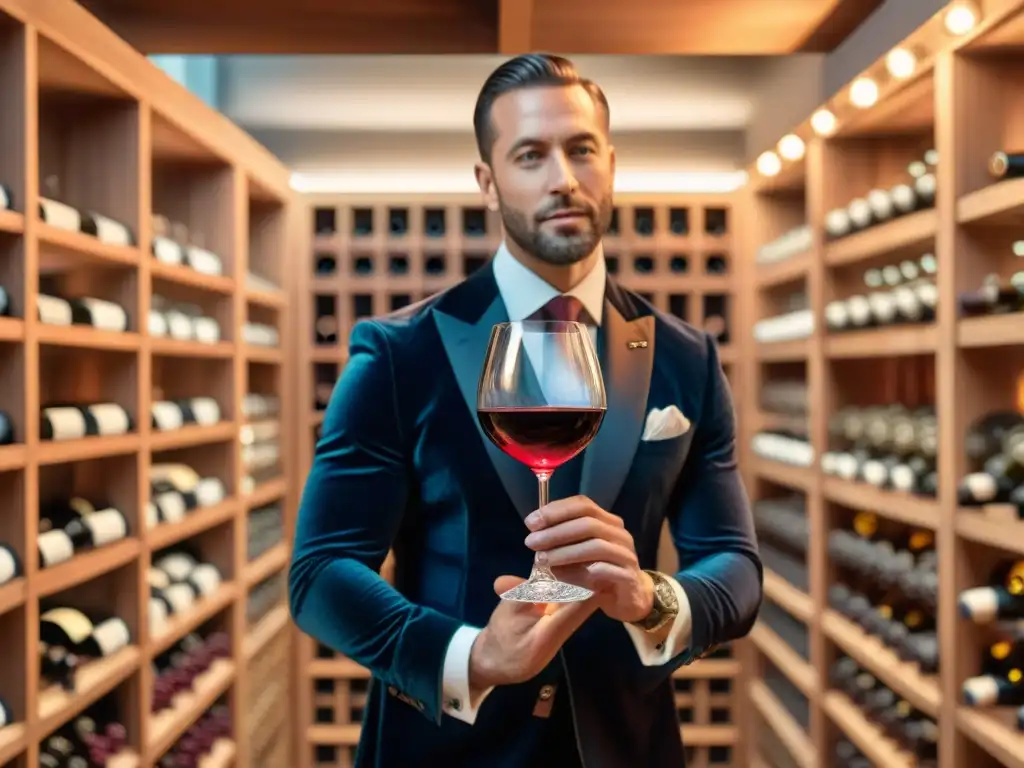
[{"x1": 475, "y1": 162, "x2": 499, "y2": 212}]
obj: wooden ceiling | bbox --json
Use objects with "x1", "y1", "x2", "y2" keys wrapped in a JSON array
[{"x1": 79, "y1": 0, "x2": 883, "y2": 55}]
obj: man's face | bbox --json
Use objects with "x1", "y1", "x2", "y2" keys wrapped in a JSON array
[{"x1": 477, "y1": 84, "x2": 615, "y2": 266}]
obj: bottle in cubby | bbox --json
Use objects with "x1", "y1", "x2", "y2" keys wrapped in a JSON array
[
  {"x1": 752, "y1": 493, "x2": 808, "y2": 592},
  {"x1": 156, "y1": 700, "x2": 233, "y2": 768},
  {"x1": 752, "y1": 285, "x2": 812, "y2": 346},
  {"x1": 824, "y1": 253, "x2": 938, "y2": 334},
  {"x1": 149, "y1": 528, "x2": 232, "y2": 643},
  {"x1": 37, "y1": 561, "x2": 139, "y2": 719},
  {"x1": 149, "y1": 446, "x2": 231, "y2": 534},
  {"x1": 957, "y1": 396, "x2": 1024, "y2": 516},
  {"x1": 752, "y1": 365, "x2": 812, "y2": 470},
  {"x1": 240, "y1": 376, "x2": 282, "y2": 497},
  {"x1": 763, "y1": 658, "x2": 811, "y2": 729},
  {"x1": 38, "y1": 688, "x2": 135, "y2": 767},
  {"x1": 820, "y1": 355, "x2": 938, "y2": 495},
  {"x1": 246, "y1": 572, "x2": 285, "y2": 631},
  {"x1": 825, "y1": 508, "x2": 939, "y2": 677},
  {"x1": 150, "y1": 283, "x2": 232, "y2": 350},
  {"x1": 0, "y1": 468, "x2": 23, "y2": 585},
  {"x1": 37, "y1": 34, "x2": 140, "y2": 258},
  {"x1": 247, "y1": 504, "x2": 283, "y2": 565},
  {"x1": 36, "y1": 456, "x2": 136, "y2": 573}
]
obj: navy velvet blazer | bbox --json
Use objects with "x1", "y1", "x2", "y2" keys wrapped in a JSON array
[{"x1": 289, "y1": 261, "x2": 763, "y2": 767}]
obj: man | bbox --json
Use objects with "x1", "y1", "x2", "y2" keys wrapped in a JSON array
[{"x1": 289, "y1": 53, "x2": 762, "y2": 767}]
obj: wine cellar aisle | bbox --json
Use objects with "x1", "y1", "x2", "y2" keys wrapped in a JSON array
[
  {"x1": 0, "y1": 1, "x2": 297, "y2": 767},
  {"x1": 739, "y1": 1, "x2": 1024, "y2": 767}
]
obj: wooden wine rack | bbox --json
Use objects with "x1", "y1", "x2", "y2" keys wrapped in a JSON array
[
  {"x1": 737, "y1": 2, "x2": 1024, "y2": 767},
  {"x1": 294, "y1": 193, "x2": 749, "y2": 768},
  {"x1": 0, "y1": 0, "x2": 297, "y2": 766}
]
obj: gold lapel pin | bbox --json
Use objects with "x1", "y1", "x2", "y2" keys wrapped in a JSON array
[{"x1": 627, "y1": 340, "x2": 648, "y2": 349}]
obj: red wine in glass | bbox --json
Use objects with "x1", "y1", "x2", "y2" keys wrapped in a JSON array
[{"x1": 477, "y1": 319, "x2": 607, "y2": 603}]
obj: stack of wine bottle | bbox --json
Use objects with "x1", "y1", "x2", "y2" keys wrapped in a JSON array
[
  {"x1": 150, "y1": 296, "x2": 221, "y2": 344},
  {"x1": 824, "y1": 149, "x2": 936, "y2": 241},
  {"x1": 247, "y1": 572, "x2": 285, "y2": 627},
  {"x1": 39, "y1": 178, "x2": 134, "y2": 248},
  {"x1": 833, "y1": 740, "x2": 871, "y2": 768},
  {"x1": 147, "y1": 462, "x2": 227, "y2": 530},
  {"x1": 37, "y1": 291, "x2": 129, "y2": 334},
  {"x1": 157, "y1": 704, "x2": 232, "y2": 768},
  {"x1": 40, "y1": 605, "x2": 133, "y2": 693},
  {"x1": 152, "y1": 630, "x2": 231, "y2": 714},
  {"x1": 149, "y1": 548, "x2": 224, "y2": 637},
  {"x1": 958, "y1": 410, "x2": 1024, "y2": 516},
  {"x1": 831, "y1": 657, "x2": 938, "y2": 764},
  {"x1": 40, "y1": 403, "x2": 133, "y2": 442},
  {"x1": 152, "y1": 396, "x2": 221, "y2": 433},
  {"x1": 152, "y1": 214, "x2": 223, "y2": 278},
  {"x1": 752, "y1": 428, "x2": 813, "y2": 468},
  {"x1": 958, "y1": 559, "x2": 1024, "y2": 730},
  {"x1": 247, "y1": 503, "x2": 283, "y2": 561},
  {"x1": 821, "y1": 405, "x2": 938, "y2": 496},
  {"x1": 242, "y1": 321, "x2": 279, "y2": 348},
  {"x1": 824, "y1": 255, "x2": 937, "y2": 332},
  {"x1": 37, "y1": 497, "x2": 131, "y2": 570},
  {"x1": 752, "y1": 496, "x2": 808, "y2": 592},
  {"x1": 242, "y1": 393, "x2": 279, "y2": 422},
  {"x1": 763, "y1": 659, "x2": 810, "y2": 731},
  {"x1": 240, "y1": 418, "x2": 280, "y2": 495},
  {"x1": 755, "y1": 224, "x2": 812, "y2": 267},
  {"x1": 39, "y1": 694, "x2": 130, "y2": 767},
  {"x1": 827, "y1": 512, "x2": 938, "y2": 676},
  {"x1": 752, "y1": 290, "x2": 813, "y2": 344}
]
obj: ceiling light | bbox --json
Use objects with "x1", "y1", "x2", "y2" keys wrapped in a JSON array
[
  {"x1": 811, "y1": 109, "x2": 837, "y2": 136},
  {"x1": 945, "y1": 1, "x2": 979, "y2": 35},
  {"x1": 757, "y1": 151, "x2": 782, "y2": 177},
  {"x1": 850, "y1": 77, "x2": 879, "y2": 108},
  {"x1": 777, "y1": 134, "x2": 805, "y2": 161},
  {"x1": 886, "y1": 48, "x2": 917, "y2": 79}
]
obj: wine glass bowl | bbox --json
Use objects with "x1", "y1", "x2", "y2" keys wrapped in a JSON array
[{"x1": 477, "y1": 320, "x2": 607, "y2": 603}]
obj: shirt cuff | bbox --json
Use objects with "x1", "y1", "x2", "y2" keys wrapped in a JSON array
[
  {"x1": 622, "y1": 574, "x2": 693, "y2": 666},
  {"x1": 441, "y1": 625, "x2": 495, "y2": 724}
]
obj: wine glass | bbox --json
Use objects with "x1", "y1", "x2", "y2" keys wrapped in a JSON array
[{"x1": 477, "y1": 320, "x2": 607, "y2": 603}]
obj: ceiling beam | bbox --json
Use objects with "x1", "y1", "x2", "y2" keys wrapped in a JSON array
[
  {"x1": 498, "y1": 0, "x2": 534, "y2": 54},
  {"x1": 793, "y1": 0, "x2": 885, "y2": 52}
]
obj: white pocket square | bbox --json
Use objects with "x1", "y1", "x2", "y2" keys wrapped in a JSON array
[{"x1": 641, "y1": 405, "x2": 691, "y2": 442}]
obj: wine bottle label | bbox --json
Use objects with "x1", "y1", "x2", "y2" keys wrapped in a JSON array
[
  {"x1": 38, "y1": 294, "x2": 74, "y2": 326},
  {"x1": 195, "y1": 477, "x2": 226, "y2": 507},
  {"x1": 189, "y1": 398, "x2": 220, "y2": 426},
  {"x1": 90, "y1": 617, "x2": 130, "y2": 656},
  {"x1": 41, "y1": 607, "x2": 93, "y2": 643},
  {"x1": 163, "y1": 583, "x2": 195, "y2": 613},
  {"x1": 149, "y1": 596, "x2": 169, "y2": 636},
  {"x1": 82, "y1": 508, "x2": 128, "y2": 546},
  {"x1": 193, "y1": 316, "x2": 220, "y2": 344},
  {"x1": 0, "y1": 545, "x2": 19, "y2": 583},
  {"x1": 42, "y1": 406, "x2": 87, "y2": 440},
  {"x1": 77, "y1": 297, "x2": 128, "y2": 332},
  {"x1": 39, "y1": 197, "x2": 82, "y2": 233},
  {"x1": 88, "y1": 404, "x2": 130, "y2": 435},
  {"x1": 38, "y1": 528, "x2": 75, "y2": 567},
  {"x1": 156, "y1": 553, "x2": 196, "y2": 582},
  {"x1": 965, "y1": 473, "x2": 997, "y2": 501},
  {"x1": 152, "y1": 236, "x2": 184, "y2": 265},
  {"x1": 149, "y1": 310, "x2": 169, "y2": 337},
  {"x1": 184, "y1": 246, "x2": 223, "y2": 276},
  {"x1": 152, "y1": 401, "x2": 184, "y2": 431},
  {"x1": 166, "y1": 311, "x2": 193, "y2": 340},
  {"x1": 154, "y1": 491, "x2": 186, "y2": 523},
  {"x1": 189, "y1": 564, "x2": 222, "y2": 596},
  {"x1": 87, "y1": 212, "x2": 133, "y2": 247}
]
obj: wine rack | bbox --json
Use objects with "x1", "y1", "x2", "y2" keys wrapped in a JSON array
[
  {"x1": 739, "y1": 2, "x2": 1024, "y2": 767},
  {"x1": 295, "y1": 194, "x2": 744, "y2": 767},
  {"x1": 0, "y1": 1, "x2": 296, "y2": 766}
]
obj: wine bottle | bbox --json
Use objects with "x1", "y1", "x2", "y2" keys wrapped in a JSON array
[
  {"x1": 40, "y1": 606, "x2": 131, "y2": 658},
  {"x1": 40, "y1": 641, "x2": 79, "y2": 691},
  {"x1": 959, "y1": 568, "x2": 1024, "y2": 623},
  {"x1": 0, "y1": 409, "x2": 12, "y2": 445},
  {"x1": 0, "y1": 285, "x2": 10, "y2": 317},
  {"x1": 0, "y1": 182, "x2": 11, "y2": 211},
  {"x1": 990, "y1": 151, "x2": 1024, "y2": 180},
  {"x1": 37, "y1": 294, "x2": 129, "y2": 333},
  {"x1": 963, "y1": 673, "x2": 1024, "y2": 706},
  {"x1": 63, "y1": 505, "x2": 129, "y2": 552},
  {"x1": 825, "y1": 208, "x2": 852, "y2": 239},
  {"x1": 40, "y1": 402, "x2": 132, "y2": 440},
  {"x1": 0, "y1": 543, "x2": 21, "y2": 584}
]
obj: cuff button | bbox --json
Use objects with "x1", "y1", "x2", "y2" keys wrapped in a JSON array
[
  {"x1": 447, "y1": 699, "x2": 461, "y2": 711},
  {"x1": 655, "y1": 642, "x2": 665, "y2": 651}
]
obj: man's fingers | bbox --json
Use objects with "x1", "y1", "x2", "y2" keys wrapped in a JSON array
[
  {"x1": 526, "y1": 495, "x2": 624, "y2": 531},
  {"x1": 493, "y1": 575, "x2": 547, "y2": 617},
  {"x1": 525, "y1": 517, "x2": 633, "y2": 551},
  {"x1": 553, "y1": 562, "x2": 634, "y2": 590},
  {"x1": 541, "y1": 539, "x2": 638, "y2": 569}
]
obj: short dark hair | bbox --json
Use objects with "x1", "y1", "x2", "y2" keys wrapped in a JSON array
[{"x1": 473, "y1": 53, "x2": 610, "y2": 164}]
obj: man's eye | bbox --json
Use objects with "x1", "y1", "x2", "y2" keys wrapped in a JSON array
[
  {"x1": 519, "y1": 151, "x2": 540, "y2": 162},
  {"x1": 572, "y1": 146, "x2": 593, "y2": 156}
]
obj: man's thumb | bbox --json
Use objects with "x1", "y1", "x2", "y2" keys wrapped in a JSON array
[{"x1": 493, "y1": 575, "x2": 526, "y2": 596}]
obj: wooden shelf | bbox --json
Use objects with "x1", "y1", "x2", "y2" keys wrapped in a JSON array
[
  {"x1": 763, "y1": 568, "x2": 813, "y2": 622},
  {"x1": 749, "y1": 680, "x2": 815, "y2": 768},
  {"x1": 0, "y1": 1, "x2": 298, "y2": 765},
  {"x1": 957, "y1": 707, "x2": 1024, "y2": 768},
  {"x1": 755, "y1": 339, "x2": 809, "y2": 362},
  {"x1": 822, "y1": 477, "x2": 940, "y2": 529},
  {"x1": 956, "y1": 178, "x2": 1024, "y2": 225},
  {"x1": 958, "y1": 312, "x2": 1024, "y2": 348},
  {"x1": 750, "y1": 623, "x2": 817, "y2": 697},
  {"x1": 824, "y1": 325, "x2": 938, "y2": 359},
  {"x1": 823, "y1": 692, "x2": 915, "y2": 768},
  {"x1": 750, "y1": 457, "x2": 815, "y2": 491},
  {"x1": 823, "y1": 209, "x2": 937, "y2": 268}
]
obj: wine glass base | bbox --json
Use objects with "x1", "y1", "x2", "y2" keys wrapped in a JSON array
[{"x1": 499, "y1": 579, "x2": 594, "y2": 604}]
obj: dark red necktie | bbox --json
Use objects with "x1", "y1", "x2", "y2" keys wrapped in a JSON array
[{"x1": 540, "y1": 295, "x2": 587, "y2": 324}]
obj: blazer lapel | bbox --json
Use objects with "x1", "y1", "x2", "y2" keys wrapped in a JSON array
[
  {"x1": 580, "y1": 299, "x2": 655, "y2": 512},
  {"x1": 433, "y1": 297, "x2": 538, "y2": 521}
]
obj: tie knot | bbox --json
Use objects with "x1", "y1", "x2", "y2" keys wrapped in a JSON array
[{"x1": 541, "y1": 295, "x2": 586, "y2": 324}]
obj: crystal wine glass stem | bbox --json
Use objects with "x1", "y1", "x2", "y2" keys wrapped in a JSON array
[{"x1": 530, "y1": 471, "x2": 556, "y2": 582}]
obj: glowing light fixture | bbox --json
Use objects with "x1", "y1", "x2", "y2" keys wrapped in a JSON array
[
  {"x1": 778, "y1": 134, "x2": 805, "y2": 161},
  {"x1": 886, "y1": 48, "x2": 917, "y2": 79},
  {"x1": 850, "y1": 77, "x2": 879, "y2": 108},
  {"x1": 945, "y1": 1, "x2": 978, "y2": 35},
  {"x1": 811, "y1": 109, "x2": 837, "y2": 136},
  {"x1": 757, "y1": 151, "x2": 782, "y2": 177}
]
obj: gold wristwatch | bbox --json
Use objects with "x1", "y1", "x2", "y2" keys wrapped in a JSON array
[{"x1": 631, "y1": 570, "x2": 679, "y2": 633}]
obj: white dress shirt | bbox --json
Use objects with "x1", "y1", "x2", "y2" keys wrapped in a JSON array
[{"x1": 440, "y1": 242, "x2": 694, "y2": 725}]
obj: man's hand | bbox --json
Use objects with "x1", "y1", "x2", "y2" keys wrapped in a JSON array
[
  {"x1": 523, "y1": 495, "x2": 655, "y2": 624},
  {"x1": 469, "y1": 575, "x2": 598, "y2": 691}
]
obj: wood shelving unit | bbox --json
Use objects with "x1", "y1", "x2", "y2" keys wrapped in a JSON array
[
  {"x1": 294, "y1": 193, "x2": 746, "y2": 768},
  {"x1": 0, "y1": 1, "x2": 297, "y2": 766},
  {"x1": 738, "y1": 1, "x2": 1024, "y2": 766}
]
